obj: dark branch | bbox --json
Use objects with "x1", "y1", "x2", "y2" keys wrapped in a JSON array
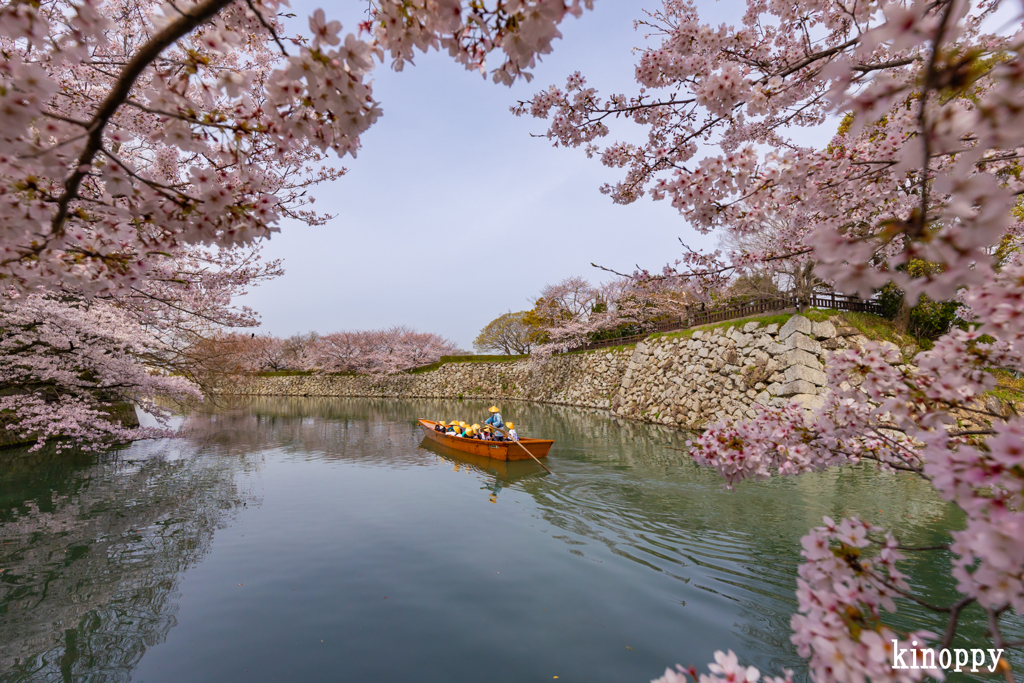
[{"x1": 48, "y1": 0, "x2": 236, "y2": 240}]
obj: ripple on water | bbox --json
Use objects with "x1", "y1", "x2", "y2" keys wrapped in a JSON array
[{"x1": 2, "y1": 397, "x2": 1017, "y2": 683}]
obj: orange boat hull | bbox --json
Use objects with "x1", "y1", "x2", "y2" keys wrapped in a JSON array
[{"x1": 417, "y1": 420, "x2": 553, "y2": 461}]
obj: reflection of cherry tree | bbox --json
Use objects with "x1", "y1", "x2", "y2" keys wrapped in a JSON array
[
  {"x1": 517, "y1": 0, "x2": 1024, "y2": 680},
  {"x1": 0, "y1": 445, "x2": 258, "y2": 678}
]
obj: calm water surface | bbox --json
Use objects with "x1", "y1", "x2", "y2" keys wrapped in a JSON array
[{"x1": 1, "y1": 398, "x2": 1017, "y2": 682}]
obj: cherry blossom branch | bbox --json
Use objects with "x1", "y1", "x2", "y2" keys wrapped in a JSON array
[
  {"x1": 49, "y1": 0, "x2": 236, "y2": 240},
  {"x1": 243, "y1": 0, "x2": 289, "y2": 56},
  {"x1": 941, "y1": 597, "x2": 978, "y2": 649}
]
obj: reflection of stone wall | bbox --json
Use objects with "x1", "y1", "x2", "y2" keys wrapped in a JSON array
[{"x1": 223, "y1": 315, "x2": 873, "y2": 429}]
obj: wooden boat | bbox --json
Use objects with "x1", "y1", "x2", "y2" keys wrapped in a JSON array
[{"x1": 417, "y1": 419, "x2": 554, "y2": 461}]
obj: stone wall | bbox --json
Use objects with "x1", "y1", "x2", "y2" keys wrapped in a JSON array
[
  {"x1": 226, "y1": 346, "x2": 632, "y2": 409},
  {"x1": 224, "y1": 314, "x2": 875, "y2": 430}
]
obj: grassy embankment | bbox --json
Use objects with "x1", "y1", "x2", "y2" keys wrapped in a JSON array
[
  {"x1": 647, "y1": 309, "x2": 927, "y2": 347},
  {"x1": 556, "y1": 309, "x2": 923, "y2": 356},
  {"x1": 991, "y1": 371, "x2": 1024, "y2": 404}
]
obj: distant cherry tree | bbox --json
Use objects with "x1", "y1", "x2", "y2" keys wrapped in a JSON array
[
  {"x1": 310, "y1": 326, "x2": 459, "y2": 374},
  {"x1": 217, "y1": 326, "x2": 458, "y2": 375},
  {"x1": 528, "y1": 275, "x2": 691, "y2": 354}
]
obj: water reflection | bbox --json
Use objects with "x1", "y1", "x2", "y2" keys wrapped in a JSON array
[
  {"x1": 0, "y1": 397, "x2": 1018, "y2": 683},
  {"x1": 189, "y1": 398, "x2": 1004, "y2": 675},
  {"x1": 195, "y1": 395, "x2": 696, "y2": 466},
  {"x1": 0, "y1": 442, "x2": 259, "y2": 682},
  {"x1": 417, "y1": 437, "x2": 545, "y2": 503}
]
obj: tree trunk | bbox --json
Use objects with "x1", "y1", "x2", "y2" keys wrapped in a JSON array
[
  {"x1": 793, "y1": 262, "x2": 816, "y2": 313},
  {"x1": 894, "y1": 298, "x2": 911, "y2": 335}
]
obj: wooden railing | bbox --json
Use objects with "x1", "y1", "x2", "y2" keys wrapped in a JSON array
[
  {"x1": 805, "y1": 292, "x2": 882, "y2": 313},
  {"x1": 560, "y1": 294, "x2": 881, "y2": 354}
]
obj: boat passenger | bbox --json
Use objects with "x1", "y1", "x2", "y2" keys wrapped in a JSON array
[
  {"x1": 483, "y1": 406, "x2": 504, "y2": 432},
  {"x1": 435, "y1": 421, "x2": 447, "y2": 432},
  {"x1": 507, "y1": 422, "x2": 519, "y2": 442}
]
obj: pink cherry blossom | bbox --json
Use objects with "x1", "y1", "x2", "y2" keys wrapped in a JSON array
[
  {"x1": 516, "y1": 0, "x2": 1024, "y2": 679},
  {"x1": 0, "y1": 0, "x2": 593, "y2": 451}
]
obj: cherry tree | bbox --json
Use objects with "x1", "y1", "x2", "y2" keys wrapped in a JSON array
[
  {"x1": 0, "y1": 0, "x2": 592, "y2": 447},
  {"x1": 0, "y1": 289, "x2": 202, "y2": 451},
  {"x1": 531, "y1": 275, "x2": 692, "y2": 353},
  {"x1": 310, "y1": 326, "x2": 459, "y2": 374},
  {"x1": 517, "y1": 0, "x2": 1024, "y2": 680},
  {"x1": 114, "y1": 243, "x2": 284, "y2": 373},
  {"x1": 534, "y1": 276, "x2": 601, "y2": 323},
  {"x1": 0, "y1": 0, "x2": 593, "y2": 292},
  {"x1": 195, "y1": 331, "x2": 290, "y2": 374},
  {"x1": 716, "y1": 212, "x2": 823, "y2": 304},
  {"x1": 0, "y1": 241, "x2": 283, "y2": 450}
]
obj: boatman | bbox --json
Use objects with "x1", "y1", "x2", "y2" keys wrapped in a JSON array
[{"x1": 483, "y1": 406, "x2": 504, "y2": 434}]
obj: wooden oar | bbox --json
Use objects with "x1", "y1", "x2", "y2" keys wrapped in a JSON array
[{"x1": 491, "y1": 424, "x2": 553, "y2": 474}]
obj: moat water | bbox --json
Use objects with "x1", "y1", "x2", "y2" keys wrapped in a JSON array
[{"x1": 0, "y1": 397, "x2": 1018, "y2": 682}]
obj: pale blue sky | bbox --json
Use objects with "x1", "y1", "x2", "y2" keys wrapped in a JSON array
[{"x1": 242, "y1": 2, "x2": 739, "y2": 350}]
